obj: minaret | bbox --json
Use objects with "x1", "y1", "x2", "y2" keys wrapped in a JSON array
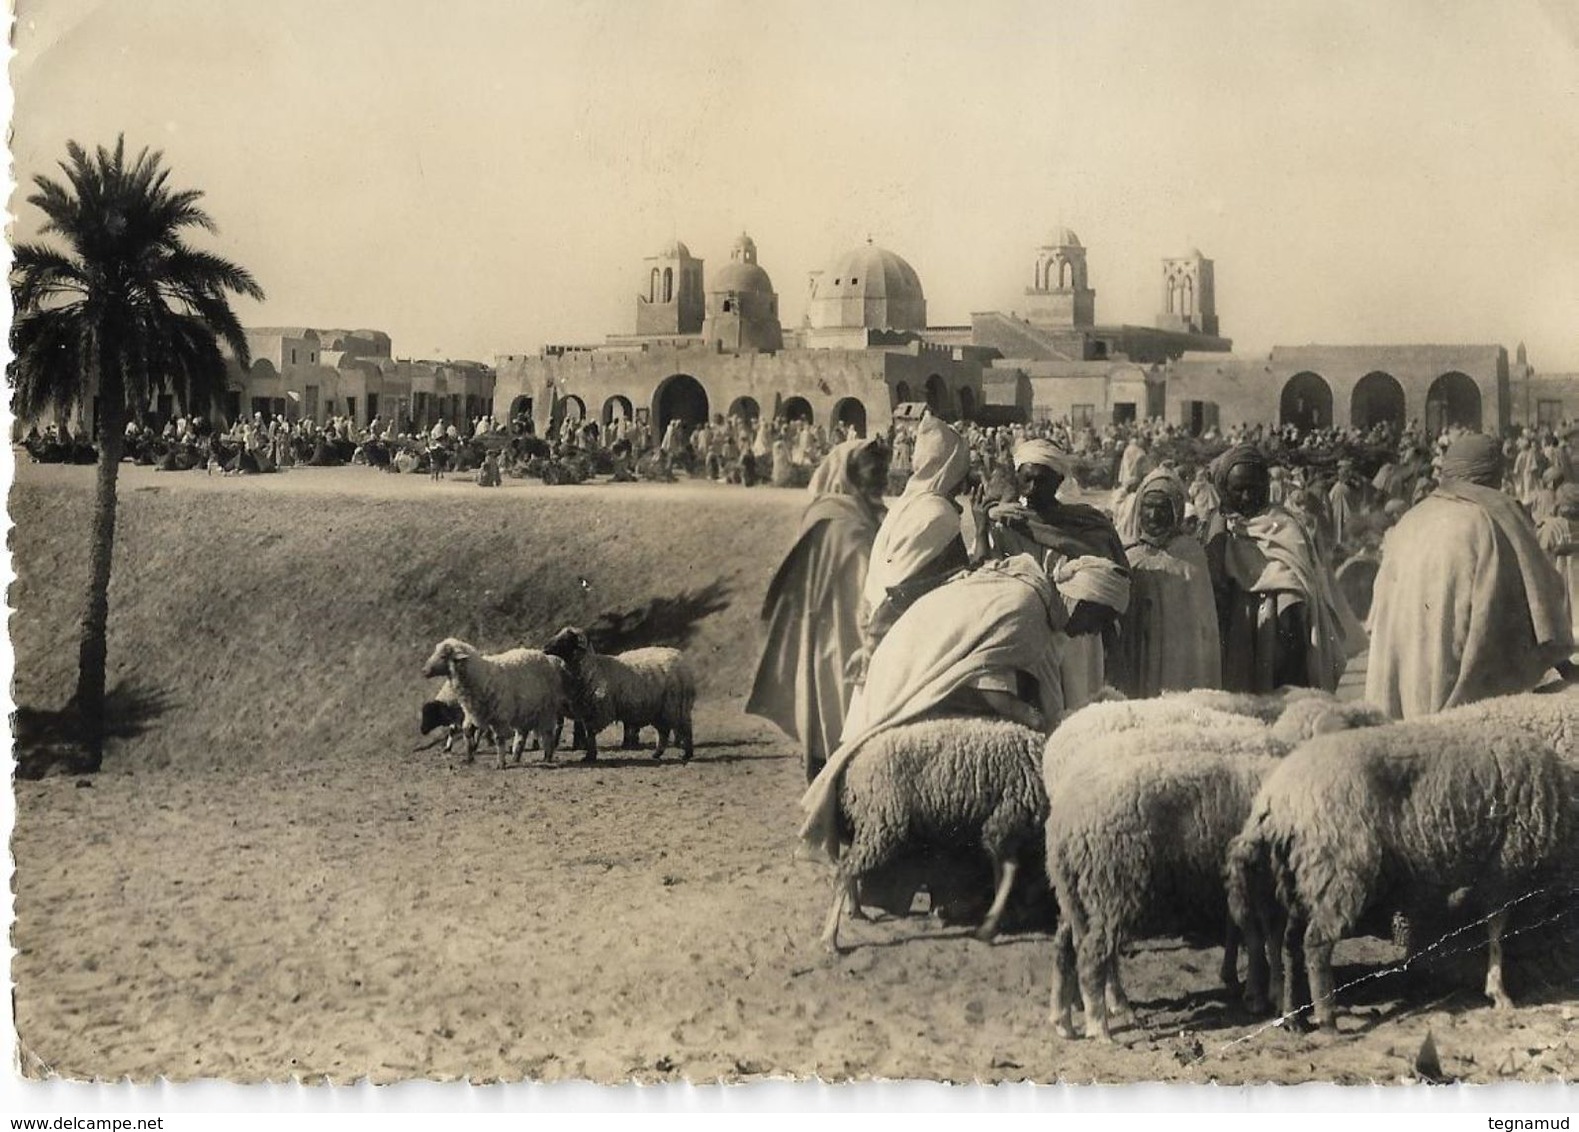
[
  {"x1": 1023, "y1": 227, "x2": 1095, "y2": 328},
  {"x1": 636, "y1": 240, "x2": 704, "y2": 336},
  {"x1": 1157, "y1": 249, "x2": 1218, "y2": 337}
]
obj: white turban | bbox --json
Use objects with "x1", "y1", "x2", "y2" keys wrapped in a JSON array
[
  {"x1": 1052, "y1": 555, "x2": 1131, "y2": 615},
  {"x1": 1013, "y1": 438, "x2": 1078, "y2": 477}
]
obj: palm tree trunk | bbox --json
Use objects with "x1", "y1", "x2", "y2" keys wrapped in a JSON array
[{"x1": 72, "y1": 393, "x2": 127, "y2": 771}]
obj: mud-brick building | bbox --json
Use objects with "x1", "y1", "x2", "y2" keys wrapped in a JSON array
[{"x1": 1161, "y1": 343, "x2": 1509, "y2": 436}]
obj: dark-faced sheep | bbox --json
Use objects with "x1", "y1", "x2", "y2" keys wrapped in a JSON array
[{"x1": 542, "y1": 626, "x2": 696, "y2": 762}]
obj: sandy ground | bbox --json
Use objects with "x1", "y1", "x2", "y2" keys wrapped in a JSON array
[{"x1": 8, "y1": 460, "x2": 1577, "y2": 1085}]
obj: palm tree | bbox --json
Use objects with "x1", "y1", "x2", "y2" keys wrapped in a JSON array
[{"x1": 9, "y1": 136, "x2": 264, "y2": 770}]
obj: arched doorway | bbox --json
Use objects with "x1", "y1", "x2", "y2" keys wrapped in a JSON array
[
  {"x1": 508, "y1": 395, "x2": 533, "y2": 425},
  {"x1": 559, "y1": 395, "x2": 586, "y2": 422},
  {"x1": 780, "y1": 396, "x2": 814, "y2": 425},
  {"x1": 1426, "y1": 371, "x2": 1482, "y2": 435},
  {"x1": 1350, "y1": 371, "x2": 1405, "y2": 432},
  {"x1": 727, "y1": 396, "x2": 760, "y2": 424},
  {"x1": 601, "y1": 395, "x2": 632, "y2": 426},
  {"x1": 1279, "y1": 371, "x2": 1332, "y2": 433},
  {"x1": 924, "y1": 374, "x2": 948, "y2": 416},
  {"x1": 957, "y1": 387, "x2": 976, "y2": 421},
  {"x1": 833, "y1": 397, "x2": 867, "y2": 438},
  {"x1": 653, "y1": 373, "x2": 709, "y2": 435},
  {"x1": 893, "y1": 381, "x2": 912, "y2": 406}
]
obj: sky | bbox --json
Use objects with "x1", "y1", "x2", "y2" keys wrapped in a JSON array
[{"x1": 9, "y1": 0, "x2": 1579, "y2": 369}]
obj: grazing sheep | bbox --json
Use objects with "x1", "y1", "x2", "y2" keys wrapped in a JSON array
[
  {"x1": 419, "y1": 638, "x2": 571, "y2": 769},
  {"x1": 822, "y1": 716, "x2": 1047, "y2": 954},
  {"x1": 1227, "y1": 711, "x2": 1578, "y2": 1030},
  {"x1": 542, "y1": 626, "x2": 696, "y2": 762},
  {"x1": 1044, "y1": 693, "x2": 1388, "y2": 1040}
]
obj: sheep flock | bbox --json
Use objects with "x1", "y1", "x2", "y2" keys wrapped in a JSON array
[
  {"x1": 818, "y1": 683, "x2": 1579, "y2": 1041},
  {"x1": 411, "y1": 624, "x2": 1578, "y2": 1041}
]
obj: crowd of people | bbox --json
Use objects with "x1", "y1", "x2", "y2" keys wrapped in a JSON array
[
  {"x1": 19, "y1": 407, "x2": 877, "y2": 488},
  {"x1": 745, "y1": 412, "x2": 1579, "y2": 878}
]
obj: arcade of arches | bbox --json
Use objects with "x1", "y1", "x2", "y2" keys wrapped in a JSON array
[{"x1": 1274, "y1": 369, "x2": 1485, "y2": 434}]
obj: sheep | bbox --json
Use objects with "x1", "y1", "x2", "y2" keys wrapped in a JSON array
[
  {"x1": 420, "y1": 677, "x2": 486, "y2": 756},
  {"x1": 1043, "y1": 690, "x2": 1289, "y2": 791},
  {"x1": 419, "y1": 638, "x2": 571, "y2": 769},
  {"x1": 1043, "y1": 692, "x2": 1388, "y2": 1041},
  {"x1": 1226, "y1": 710, "x2": 1579, "y2": 1031},
  {"x1": 821, "y1": 716, "x2": 1047, "y2": 954},
  {"x1": 1434, "y1": 685, "x2": 1579, "y2": 764},
  {"x1": 542, "y1": 626, "x2": 696, "y2": 762}
]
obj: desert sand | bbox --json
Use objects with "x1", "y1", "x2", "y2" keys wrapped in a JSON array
[{"x1": 9, "y1": 460, "x2": 1577, "y2": 1085}]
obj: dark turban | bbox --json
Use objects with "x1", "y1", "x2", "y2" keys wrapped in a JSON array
[
  {"x1": 1437, "y1": 433, "x2": 1504, "y2": 487},
  {"x1": 1209, "y1": 443, "x2": 1270, "y2": 498}
]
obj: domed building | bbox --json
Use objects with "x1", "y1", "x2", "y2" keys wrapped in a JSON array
[
  {"x1": 807, "y1": 240, "x2": 927, "y2": 332},
  {"x1": 701, "y1": 232, "x2": 783, "y2": 352}
]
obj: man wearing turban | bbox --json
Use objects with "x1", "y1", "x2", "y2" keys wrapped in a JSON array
[
  {"x1": 1204, "y1": 444, "x2": 1364, "y2": 694},
  {"x1": 1110, "y1": 467, "x2": 1222, "y2": 698},
  {"x1": 1367, "y1": 432, "x2": 1575, "y2": 719},
  {"x1": 984, "y1": 435, "x2": 1129, "y2": 711}
]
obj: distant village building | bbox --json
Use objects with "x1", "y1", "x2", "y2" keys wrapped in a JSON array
[
  {"x1": 227, "y1": 328, "x2": 493, "y2": 432},
  {"x1": 20, "y1": 228, "x2": 1576, "y2": 441}
]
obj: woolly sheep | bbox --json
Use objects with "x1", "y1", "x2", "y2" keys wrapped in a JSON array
[
  {"x1": 1435, "y1": 686, "x2": 1579, "y2": 765},
  {"x1": 1045, "y1": 727, "x2": 1288, "y2": 1041},
  {"x1": 822, "y1": 716, "x2": 1047, "y2": 954},
  {"x1": 542, "y1": 626, "x2": 697, "y2": 762},
  {"x1": 1227, "y1": 711, "x2": 1578, "y2": 1030},
  {"x1": 420, "y1": 638, "x2": 571, "y2": 769},
  {"x1": 1043, "y1": 692, "x2": 1387, "y2": 1040},
  {"x1": 1043, "y1": 690, "x2": 1291, "y2": 790}
]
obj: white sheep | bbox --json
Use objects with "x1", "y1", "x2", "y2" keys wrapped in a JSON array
[
  {"x1": 1043, "y1": 690, "x2": 1289, "y2": 791},
  {"x1": 542, "y1": 626, "x2": 696, "y2": 762},
  {"x1": 1434, "y1": 685, "x2": 1579, "y2": 764},
  {"x1": 821, "y1": 716, "x2": 1047, "y2": 954},
  {"x1": 419, "y1": 638, "x2": 571, "y2": 769},
  {"x1": 1226, "y1": 709, "x2": 1579, "y2": 1030},
  {"x1": 1043, "y1": 692, "x2": 1388, "y2": 1040}
]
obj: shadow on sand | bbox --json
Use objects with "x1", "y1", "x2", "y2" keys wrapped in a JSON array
[{"x1": 11, "y1": 680, "x2": 177, "y2": 779}]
